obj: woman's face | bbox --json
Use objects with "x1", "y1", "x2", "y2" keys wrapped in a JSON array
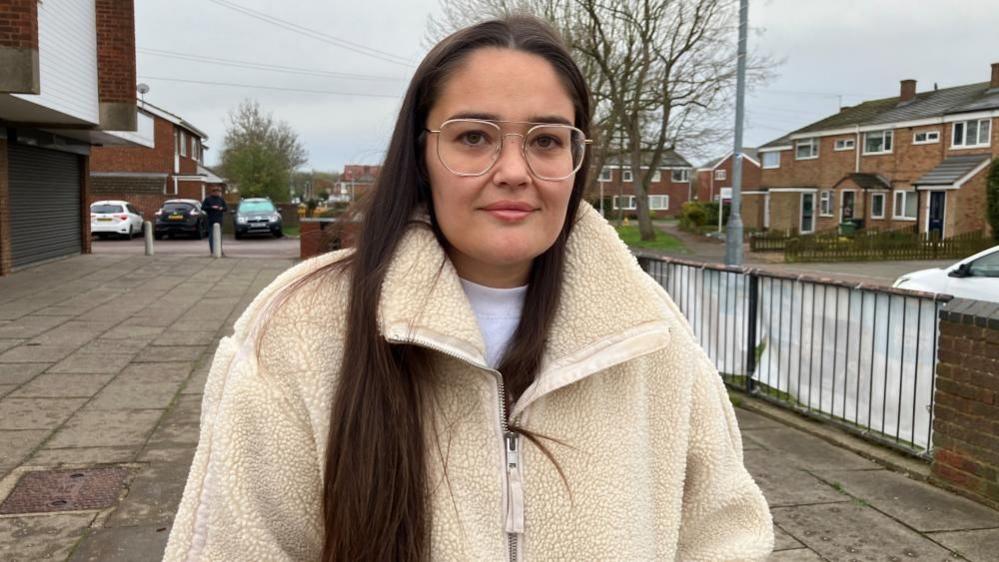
[{"x1": 425, "y1": 48, "x2": 577, "y2": 288}]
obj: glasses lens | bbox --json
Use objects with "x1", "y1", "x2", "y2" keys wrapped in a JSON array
[
  {"x1": 525, "y1": 125, "x2": 584, "y2": 180},
  {"x1": 437, "y1": 120, "x2": 501, "y2": 175}
]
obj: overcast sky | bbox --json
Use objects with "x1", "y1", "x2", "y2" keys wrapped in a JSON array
[{"x1": 134, "y1": 0, "x2": 999, "y2": 171}]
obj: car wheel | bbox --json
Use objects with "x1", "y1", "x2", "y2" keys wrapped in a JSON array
[
  {"x1": 194, "y1": 225, "x2": 204, "y2": 240},
  {"x1": 234, "y1": 232, "x2": 243, "y2": 240},
  {"x1": 273, "y1": 230, "x2": 283, "y2": 238},
  {"x1": 153, "y1": 232, "x2": 163, "y2": 240}
]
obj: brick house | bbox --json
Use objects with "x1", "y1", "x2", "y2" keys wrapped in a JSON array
[
  {"x1": 0, "y1": 0, "x2": 138, "y2": 275},
  {"x1": 89, "y1": 100, "x2": 217, "y2": 220},
  {"x1": 747, "y1": 63, "x2": 999, "y2": 238},
  {"x1": 594, "y1": 151, "x2": 694, "y2": 217},
  {"x1": 333, "y1": 164, "x2": 381, "y2": 202},
  {"x1": 694, "y1": 149, "x2": 761, "y2": 203}
]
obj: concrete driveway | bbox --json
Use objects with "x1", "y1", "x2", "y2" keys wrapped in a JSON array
[{"x1": 92, "y1": 233, "x2": 299, "y2": 260}]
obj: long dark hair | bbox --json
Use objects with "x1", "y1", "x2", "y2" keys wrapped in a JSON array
[{"x1": 319, "y1": 15, "x2": 591, "y2": 561}]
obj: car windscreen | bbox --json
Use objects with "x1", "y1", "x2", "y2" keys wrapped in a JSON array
[
  {"x1": 162, "y1": 203, "x2": 194, "y2": 213},
  {"x1": 238, "y1": 201, "x2": 276, "y2": 213},
  {"x1": 92, "y1": 204, "x2": 124, "y2": 214}
]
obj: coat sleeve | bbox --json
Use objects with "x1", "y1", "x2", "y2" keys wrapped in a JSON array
[
  {"x1": 675, "y1": 355, "x2": 774, "y2": 561},
  {"x1": 162, "y1": 334, "x2": 324, "y2": 561}
]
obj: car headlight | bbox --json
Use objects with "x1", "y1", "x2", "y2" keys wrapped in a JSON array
[
  {"x1": 237, "y1": 216, "x2": 247, "y2": 224},
  {"x1": 269, "y1": 214, "x2": 280, "y2": 222}
]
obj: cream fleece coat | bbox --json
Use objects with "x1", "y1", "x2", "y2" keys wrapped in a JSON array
[{"x1": 163, "y1": 202, "x2": 773, "y2": 561}]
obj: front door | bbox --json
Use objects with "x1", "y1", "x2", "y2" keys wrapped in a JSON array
[
  {"x1": 928, "y1": 191, "x2": 945, "y2": 238},
  {"x1": 801, "y1": 193, "x2": 815, "y2": 233},
  {"x1": 841, "y1": 191, "x2": 855, "y2": 222}
]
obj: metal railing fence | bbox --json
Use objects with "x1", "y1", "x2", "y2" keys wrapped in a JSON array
[{"x1": 638, "y1": 254, "x2": 951, "y2": 458}]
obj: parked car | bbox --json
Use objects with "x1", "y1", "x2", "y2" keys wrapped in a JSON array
[
  {"x1": 154, "y1": 199, "x2": 208, "y2": 240},
  {"x1": 90, "y1": 200, "x2": 144, "y2": 239},
  {"x1": 893, "y1": 245, "x2": 999, "y2": 302},
  {"x1": 234, "y1": 197, "x2": 283, "y2": 239}
]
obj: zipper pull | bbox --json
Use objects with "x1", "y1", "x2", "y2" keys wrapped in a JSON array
[{"x1": 505, "y1": 432, "x2": 524, "y2": 534}]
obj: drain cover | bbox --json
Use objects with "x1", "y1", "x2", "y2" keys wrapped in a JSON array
[{"x1": 0, "y1": 467, "x2": 129, "y2": 515}]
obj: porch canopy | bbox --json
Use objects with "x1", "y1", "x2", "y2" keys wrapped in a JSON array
[{"x1": 913, "y1": 155, "x2": 991, "y2": 190}]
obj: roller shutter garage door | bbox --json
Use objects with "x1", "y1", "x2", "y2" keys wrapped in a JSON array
[{"x1": 8, "y1": 144, "x2": 82, "y2": 268}]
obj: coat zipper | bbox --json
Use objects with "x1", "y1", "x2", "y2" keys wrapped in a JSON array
[{"x1": 386, "y1": 332, "x2": 523, "y2": 562}]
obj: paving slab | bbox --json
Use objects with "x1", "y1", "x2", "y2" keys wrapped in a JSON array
[
  {"x1": 0, "y1": 398, "x2": 87, "y2": 430},
  {"x1": 734, "y1": 408, "x2": 784, "y2": 430},
  {"x1": 929, "y1": 528, "x2": 999, "y2": 562},
  {"x1": 117, "y1": 362, "x2": 193, "y2": 383},
  {"x1": 0, "y1": 384, "x2": 16, "y2": 397},
  {"x1": 67, "y1": 524, "x2": 171, "y2": 562},
  {"x1": 28, "y1": 446, "x2": 138, "y2": 466},
  {"x1": 0, "y1": 512, "x2": 96, "y2": 562},
  {"x1": 767, "y1": 548, "x2": 825, "y2": 561},
  {"x1": 0, "y1": 344, "x2": 76, "y2": 364},
  {"x1": 772, "y1": 503, "x2": 960, "y2": 561},
  {"x1": 76, "y1": 339, "x2": 149, "y2": 355},
  {"x1": 100, "y1": 326, "x2": 164, "y2": 341},
  {"x1": 28, "y1": 326, "x2": 102, "y2": 348},
  {"x1": 47, "y1": 352, "x2": 135, "y2": 374},
  {"x1": 150, "y1": 330, "x2": 217, "y2": 347},
  {"x1": 814, "y1": 468, "x2": 999, "y2": 532},
  {"x1": 774, "y1": 524, "x2": 805, "y2": 551},
  {"x1": 106, "y1": 454, "x2": 195, "y2": 527},
  {"x1": 0, "y1": 339, "x2": 24, "y2": 353},
  {"x1": 10, "y1": 374, "x2": 114, "y2": 399},
  {"x1": 45, "y1": 409, "x2": 164, "y2": 449},
  {"x1": 0, "y1": 363, "x2": 51, "y2": 386},
  {"x1": 0, "y1": 430, "x2": 50, "y2": 473},
  {"x1": 0, "y1": 315, "x2": 72, "y2": 338},
  {"x1": 743, "y1": 450, "x2": 848, "y2": 508},
  {"x1": 88, "y1": 379, "x2": 183, "y2": 411},
  {"x1": 741, "y1": 426, "x2": 879, "y2": 471},
  {"x1": 133, "y1": 345, "x2": 207, "y2": 363}
]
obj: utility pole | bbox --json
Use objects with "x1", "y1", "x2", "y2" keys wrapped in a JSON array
[{"x1": 725, "y1": 0, "x2": 749, "y2": 266}]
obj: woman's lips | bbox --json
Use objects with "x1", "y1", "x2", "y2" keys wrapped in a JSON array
[{"x1": 485, "y1": 208, "x2": 533, "y2": 221}]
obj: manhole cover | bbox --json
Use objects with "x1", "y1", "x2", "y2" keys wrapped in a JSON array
[{"x1": 0, "y1": 467, "x2": 129, "y2": 515}]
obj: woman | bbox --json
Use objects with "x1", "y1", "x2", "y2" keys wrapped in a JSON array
[{"x1": 165, "y1": 15, "x2": 772, "y2": 562}]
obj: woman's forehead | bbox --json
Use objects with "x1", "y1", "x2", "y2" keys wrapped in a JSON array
[{"x1": 430, "y1": 48, "x2": 574, "y2": 124}]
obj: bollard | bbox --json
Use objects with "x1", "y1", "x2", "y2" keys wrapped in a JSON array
[
  {"x1": 144, "y1": 221, "x2": 154, "y2": 256},
  {"x1": 212, "y1": 223, "x2": 222, "y2": 258}
]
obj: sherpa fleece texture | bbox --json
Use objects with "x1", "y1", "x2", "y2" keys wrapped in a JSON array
[{"x1": 163, "y1": 202, "x2": 773, "y2": 561}]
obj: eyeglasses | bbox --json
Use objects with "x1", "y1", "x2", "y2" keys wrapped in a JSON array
[{"x1": 425, "y1": 119, "x2": 591, "y2": 181}]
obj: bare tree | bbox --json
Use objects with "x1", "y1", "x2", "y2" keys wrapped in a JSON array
[{"x1": 428, "y1": 0, "x2": 775, "y2": 240}]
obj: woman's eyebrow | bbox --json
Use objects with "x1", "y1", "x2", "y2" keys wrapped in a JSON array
[{"x1": 445, "y1": 112, "x2": 573, "y2": 126}]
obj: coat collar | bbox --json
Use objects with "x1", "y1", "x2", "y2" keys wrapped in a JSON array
[{"x1": 379, "y1": 202, "x2": 674, "y2": 416}]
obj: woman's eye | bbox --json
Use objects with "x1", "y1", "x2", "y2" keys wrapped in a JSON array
[
  {"x1": 459, "y1": 131, "x2": 490, "y2": 146},
  {"x1": 532, "y1": 135, "x2": 563, "y2": 150}
]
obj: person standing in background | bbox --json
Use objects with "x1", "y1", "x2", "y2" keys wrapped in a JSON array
[{"x1": 201, "y1": 187, "x2": 227, "y2": 255}]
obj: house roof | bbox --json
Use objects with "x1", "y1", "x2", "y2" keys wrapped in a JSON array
[
  {"x1": 698, "y1": 148, "x2": 759, "y2": 170},
  {"x1": 839, "y1": 173, "x2": 891, "y2": 190},
  {"x1": 198, "y1": 165, "x2": 226, "y2": 185},
  {"x1": 137, "y1": 100, "x2": 209, "y2": 140},
  {"x1": 602, "y1": 150, "x2": 691, "y2": 168},
  {"x1": 758, "y1": 134, "x2": 792, "y2": 150},
  {"x1": 913, "y1": 154, "x2": 992, "y2": 186}
]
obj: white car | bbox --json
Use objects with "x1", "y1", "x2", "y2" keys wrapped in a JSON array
[
  {"x1": 893, "y1": 245, "x2": 999, "y2": 302},
  {"x1": 91, "y1": 200, "x2": 145, "y2": 239}
]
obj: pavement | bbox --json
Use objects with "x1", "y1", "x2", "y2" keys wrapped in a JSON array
[
  {"x1": 1, "y1": 253, "x2": 998, "y2": 561},
  {"x1": 91, "y1": 233, "x2": 300, "y2": 260},
  {"x1": 653, "y1": 220, "x2": 955, "y2": 287}
]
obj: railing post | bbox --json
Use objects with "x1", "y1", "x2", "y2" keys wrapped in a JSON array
[{"x1": 745, "y1": 272, "x2": 759, "y2": 393}]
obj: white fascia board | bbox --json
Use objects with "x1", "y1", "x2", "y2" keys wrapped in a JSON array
[
  {"x1": 943, "y1": 109, "x2": 999, "y2": 123},
  {"x1": 913, "y1": 184, "x2": 960, "y2": 191},
  {"x1": 758, "y1": 145, "x2": 792, "y2": 152},
  {"x1": 857, "y1": 118, "x2": 941, "y2": 132},
  {"x1": 767, "y1": 187, "x2": 818, "y2": 193},
  {"x1": 138, "y1": 102, "x2": 209, "y2": 140},
  {"x1": 789, "y1": 126, "x2": 858, "y2": 140}
]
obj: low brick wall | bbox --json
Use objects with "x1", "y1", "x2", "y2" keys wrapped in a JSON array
[
  {"x1": 300, "y1": 218, "x2": 359, "y2": 259},
  {"x1": 932, "y1": 299, "x2": 999, "y2": 507}
]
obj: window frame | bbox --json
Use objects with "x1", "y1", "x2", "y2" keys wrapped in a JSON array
[
  {"x1": 834, "y1": 138, "x2": 855, "y2": 151},
  {"x1": 795, "y1": 138, "x2": 819, "y2": 160},
  {"x1": 599, "y1": 167, "x2": 612, "y2": 182},
  {"x1": 649, "y1": 194, "x2": 669, "y2": 210},
  {"x1": 761, "y1": 151, "x2": 780, "y2": 169},
  {"x1": 613, "y1": 195, "x2": 636, "y2": 210},
  {"x1": 862, "y1": 129, "x2": 893, "y2": 155},
  {"x1": 650, "y1": 170, "x2": 662, "y2": 183},
  {"x1": 870, "y1": 192, "x2": 886, "y2": 219},
  {"x1": 179, "y1": 131, "x2": 188, "y2": 157},
  {"x1": 622, "y1": 169, "x2": 634, "y2": 183},
  {"x1": 670, "y1": 168, "x2": 690, "y2": 183},
  {"x1": 714, "y1": 169, "x2": 727, "y2": 181},
  {"x1": 951, "y1": 118, "x2": 991, "y2": 149},
  {"x1": 818, "y1": 190, "x2": 834, "y2": 217},
  {"x1": 893, "y1": 190, "x2": 918, "y2": 220},
  {"x1": 912, "y1": 130, "x2": 940, "y2": 145}
]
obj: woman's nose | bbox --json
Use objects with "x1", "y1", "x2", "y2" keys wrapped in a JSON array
[{"x1": 491, "y1": 133, "x2": 531, "y2": 187}]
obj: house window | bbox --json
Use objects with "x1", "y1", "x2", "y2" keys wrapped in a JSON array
[
  {"x1": 795, "y1": 138, "x2": 819, "y2": 160},
  {"x1": 671, "y1": 168, "x2": 690, "y2": 182},
  {"x1": 913, "y1": 130, "x2": 940, "y2": 144},
  {"x1": 870, "y1": 192, "x2": 886, "y2": 219},
  {"x1": 952, "y1": 118, "x2": 991, "y2": 148},
  {"x1": 649, "y1": 195, "x2": 669, "y2": 210},
  {"x1": 613, "y1": 195, "x2": 636, "y2": 210},
  {"x1": 819, "y1": 190, "x2": 834, "y2": 216},
  {"x1": 651, "y1": 170, "x2": 662, "y2": 182},
  {"x1": 714, "y1": 169, "x2": 726, "y2": 181},
  {"x1": 863, "y1": 130, "x2": 893, "y2": 154},
  {"x1": 180, "y1": 131, "x2": 188, "y2": 157},
  {"x1": 599, "y1": 167, "x2": 612, "y2": 181},
  {"x1": 893, "y1": 191, "x2": 918, "y2": 220},
  {"x1": 622, "y1": 170, "x2": 633, "y2": 182},
  {"x1": 834, "y1": 138, "x2": 855, "y2": 151},
  {"x1": 761, "y1": 152, "x2": 780, "y2": 169}
]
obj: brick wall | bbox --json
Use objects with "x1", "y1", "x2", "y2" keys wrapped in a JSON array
[
  {"x1": 92, "y1": 117, "x2": 173, "y2": 173},
  {"x1": 0, "y1": 0, "x2": 37, "y2": 49},
  {"x1": 94, "y1": 0, "x2": 136, "y2": 130},
  {"x1": 0, "y1": 137, "x2": 9, "y2": 275},
  {"x1": 932, "y1": 299, "x2": 999, "y2": 507}
]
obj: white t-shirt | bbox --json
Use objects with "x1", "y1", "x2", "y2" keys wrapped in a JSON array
[{"x1": 459, "y1": 278, "x2": 527, "y2": 369}]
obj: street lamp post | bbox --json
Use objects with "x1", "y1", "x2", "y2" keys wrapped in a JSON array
[{"x1": 725, "y1": 0, "x2": 749, "y2": 266}]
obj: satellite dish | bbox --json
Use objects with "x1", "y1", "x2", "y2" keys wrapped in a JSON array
[{"x1": 137, "y1": 83, "x2": 149, "y2": 94}]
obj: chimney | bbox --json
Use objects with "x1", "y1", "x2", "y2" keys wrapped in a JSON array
[
  {"x1": 900, "y1": 79, "x2": 916, "y2": 102},
  {"x1": 992, "y1": 62, "x2": 999, "y2": 89}
]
